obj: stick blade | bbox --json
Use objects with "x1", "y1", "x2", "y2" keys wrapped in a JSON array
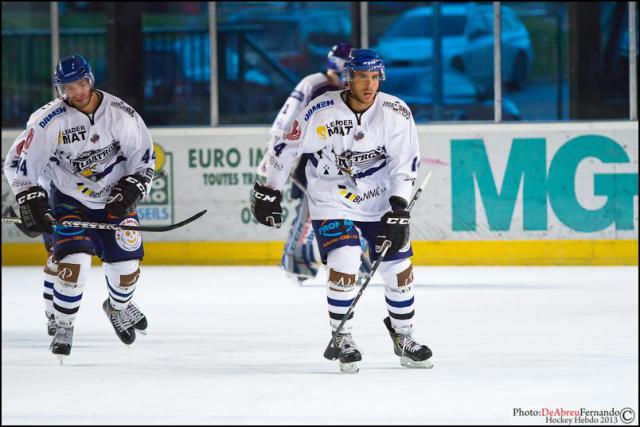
[{"x1": 323, "y1": 342, "x2": 339, "y2": 360}]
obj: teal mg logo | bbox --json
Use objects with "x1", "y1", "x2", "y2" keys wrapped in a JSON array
[{"x1": 451, "y1": 135, "x2": 638, "y2": 232}]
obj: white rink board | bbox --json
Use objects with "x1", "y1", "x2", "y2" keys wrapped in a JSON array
[
  {"x1": 1, "y1": 265, "x2": 638, "y2": 424},
  {"x1": 2, "y1": 122, "x2": 638, "y2": 243}
]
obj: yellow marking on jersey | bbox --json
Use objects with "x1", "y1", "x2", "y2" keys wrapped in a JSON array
[{"x1": 316, "y1": 125, "x2": 328, "y2": 140}]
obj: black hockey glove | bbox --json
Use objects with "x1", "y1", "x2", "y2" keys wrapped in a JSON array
[
  {"x1": 8, "y1": 205, "x2": 42, "y2": 238},
  {"x1": 105, "y1": 174, "x2": 147, "y2": 217},
  {"x1": 250, "y1": 181, "x2": 283, "y2": 228},
  {"x1": 375, "y1": 196, "x2": 410, "y2": 256},
  {"x1": 15, "y1": 186, "x2": 54, "y2": 234}
]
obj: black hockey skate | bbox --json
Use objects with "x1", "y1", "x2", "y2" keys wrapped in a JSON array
[
  {"x1": 383, "y1": 317, "x2": 433, "y2": 369},
  {"x1": 125, "y1": 301, "x2": 148, "y2": 335},
  {"x1": 46, "y1": 312, "x2": 56, "y2": 336},
  {"x1": 50, "y1": 325, "x2": 73, "y2": 362},
  {"x1": 102, "y1": 299, "x2": 136, "y2": 345},
  {"x1": 334, "y1": 333, "x2": 362, "y2": 374}
]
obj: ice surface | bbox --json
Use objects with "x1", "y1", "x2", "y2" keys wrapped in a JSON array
[{"x1": 2, "y1": 266, "x2": 638, "y2": 424}]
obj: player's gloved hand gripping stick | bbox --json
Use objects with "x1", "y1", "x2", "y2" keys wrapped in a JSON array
[
  {"x1": 2, "y1": 170, "x2": 207, "y2": 233},
  {"x1": 323, "y1": 170, "x2": 432, "y2": 361},
  {"x1": 2, "y1": 210, "x2": 207, "y2": 233}
]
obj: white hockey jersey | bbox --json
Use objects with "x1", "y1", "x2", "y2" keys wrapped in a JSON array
[
  {"x1": 270, "y1": 72, "x2": 342, "y2": 136},
  {"x1": 257, "y1": 72, "x2": 342, "y2": 176},
  {"x1": 8, "y1": 90, "x2": 155, "y2": 209},
  {"x1": 265, "y1": 90, "x2": 420, "y2": 222}
]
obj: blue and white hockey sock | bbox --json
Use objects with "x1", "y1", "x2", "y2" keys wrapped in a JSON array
[
  {"x1": 53, "y1": 253, "x2": 91, "y2": 327},
  {"x1": 326, "y1": 245, "x2": 361, "y2": 334},
  {"x1": 104, "y1": 260, "x2": 140, "y2": 310},
  {"x1": 43, "y1": 255, "x2": 57, "y2": 317},
  {"x1": 379, "y1": 258, "x2": 415, "y2": 335}
]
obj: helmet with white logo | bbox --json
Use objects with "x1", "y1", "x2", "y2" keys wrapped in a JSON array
[
  {"x1": 53, "y1": 54, "x2": 95, "y2": 99},
  {"x1": 342, "y1": 49, "x2": 386, "y2": 82},
  {"x1": 327, "y1": 42, "x2": 352, "y2": 74}
]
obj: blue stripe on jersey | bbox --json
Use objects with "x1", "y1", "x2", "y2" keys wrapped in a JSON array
[
  {"x1": 44, "y1": 281, "x2": 54, "y2": 289},
  {"x1": 305, "y1": 153, "x2": 319, "y2": 168},
  {"x1": 385, "y1": 296, "x2": 414, "y2": 308},
  {"x1": 328, "y1": 297, "x2": 354, "y2": 307},
  {"x1": 53, "y1": 288, "x2": 82, "y2": 303},
  {"x1": 289, "y1": 90, "x2": 305, "y2": 102},
  {"x1": 354, "y1": 161, "x2": 387, "y2": 179}
]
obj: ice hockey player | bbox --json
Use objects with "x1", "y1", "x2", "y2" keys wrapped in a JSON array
[
  {"x1": 6, "y1": 54, "x2": 152, "y2": 360},
  {"x1": 257, "y1": 43, "x2": 355, "y2": 283},
  {"x1": 3, "y1": 131, "x2": 157, "y2": 340},
  {"x1": 251, "y1": 49, "x2": 433, "y2": 373}
]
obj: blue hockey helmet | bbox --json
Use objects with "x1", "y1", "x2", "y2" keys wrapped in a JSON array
[
  {"x1": 53, "y1": 54, "x2": 95, "y2": 98},
  {"x1": 342, "y1": 49, "x2": 386, "y2": 82},
  {"x1": 327, "y1": 42, "x2": 352, "y2": 74}
]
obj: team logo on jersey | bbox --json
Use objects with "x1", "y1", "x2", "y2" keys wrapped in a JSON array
[
  {"x1": 355, "y1": 131, "x2": 365, "y2": 141},
  {"x1": 90, "y1": 133, "x2": 100, "y2": 143},
  {"x1": 338, "y1": 184, "x2": 386, "y2": 204},
  {"x1": 59, "y1": 125, "x2": 87, "y2": 145},
  {"x1": 284, "y1": 120, "x2": 301, "y2": 141},
  {"x1": 68, "y1": 140, "x2": 125, "y2": 180},
  {"x1": 115, "y1": 218, "x2": 142, "y2": 252},
  {"x1": 38, "y1": 106, "x2": 66, "y2": 128},
  {"x1": 335, "y1": 146, "x2": 387, "y2": 176},
  {"x1": 304, "y1": 99, "x2": 334, "y2": 121},
  {"x1": 382, "y1": 101, "x2": 411, "y2": 120},
  {"x1": 316, "y1": 119, "x2": 354, "y2": 140}
]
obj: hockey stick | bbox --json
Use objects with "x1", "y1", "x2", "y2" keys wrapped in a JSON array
[
  {"x1": 323, "y1": 170, "x2": 432, "y2": 361},
  {"x1": 153, "y1": 169, "x2": 167, "y2": 180},
  {"x1": 1, "y1": 209, "x2": 207, "y2": 233}
]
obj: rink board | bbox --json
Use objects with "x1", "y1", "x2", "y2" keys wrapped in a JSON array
[
  {"x1": 2, "y1": 121, "x2": 638, "y2": 265},
  {"x1": 2, "y1": 239, "x2": 636, "y2": 266}
]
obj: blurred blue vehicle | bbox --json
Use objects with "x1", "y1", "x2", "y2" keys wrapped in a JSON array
[
  {"x1": 374, "y1": 3, "x2": 534, "y2": 91},
  {"x1": 383, "y1": 66, "x2": 522, "y2": 121}
]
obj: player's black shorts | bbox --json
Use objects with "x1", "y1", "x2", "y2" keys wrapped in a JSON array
[
  {"x1": 311, "y1": 219, "x2": 412, "y2": 264},
  {"x1": 50, "y1": 186, "x2": 144, "y2": 262}
]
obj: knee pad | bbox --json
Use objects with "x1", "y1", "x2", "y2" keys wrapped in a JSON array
[
  {"x1": 378, "y1": 258, "x2": 414, "y2": 293},
  {"x1": 104, "y1": 260, "x2": 140, "y2": 289},
  {"x1": 56, "y1": 252, "x2": 92, "y2": 289},
  {"x1": 326, "y1": 245, "x2": 361, "y2": 291}
]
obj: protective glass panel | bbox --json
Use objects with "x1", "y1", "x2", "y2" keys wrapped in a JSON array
[
  {"x1": 370, "y1": 2, "x2": 499, "y2": 122},
  {"x1": 2, "y1": 2, "x2": 52, "y2": 127},
  {"x1": 217, "y1": 1, "x2": 352, "y2": 124}
]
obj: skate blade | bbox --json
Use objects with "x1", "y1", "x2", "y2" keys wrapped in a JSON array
[
  {"x1": 400, "y1": 356, "x2": 433, "y2": 369},
  {"x1": 136, "y1": 329, "x2": 147, "y2": 335},
  {"x1": 55, "y1": 354, "x2": 68, "y2": 365},
  {"x1": 339, "y1": 362, "x2": 359, "y2": 374}
]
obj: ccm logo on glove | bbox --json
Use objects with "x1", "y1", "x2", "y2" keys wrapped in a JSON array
[
  {"x1": 384, "y1": 217, "x2": 410, "y2": 225},
  {"x1": 254, "y1": 192, "x2": 278, "y2": 202},
  {"x1": 17, "y1": 190, "x2": 46, "y2": 204}
]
